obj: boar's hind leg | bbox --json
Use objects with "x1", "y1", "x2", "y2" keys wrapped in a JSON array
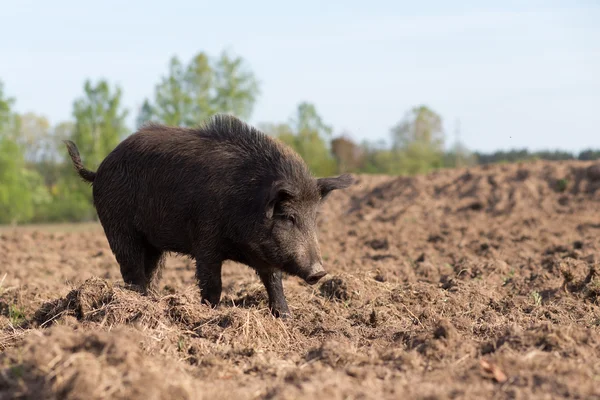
[
  {"x1": 195, "y1": 255, "x2": 223, "y2": 308},
  {"x1": 259, "y1": 270, "x2": 290, "y2": 318},
  {"x1": 106, "y1": 230, "x2": 148, "y2": 292}
]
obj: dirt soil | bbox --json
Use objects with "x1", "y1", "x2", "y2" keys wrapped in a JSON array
[{"x1": 2, "y1": 160, "x2": 600, "y2": 400}]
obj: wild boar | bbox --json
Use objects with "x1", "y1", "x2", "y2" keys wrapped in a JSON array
[{"x1": 64, "y1": 114, "x2": 354, "y2": 318}]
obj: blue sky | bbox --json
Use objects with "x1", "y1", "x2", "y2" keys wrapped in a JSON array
[{"x1": 1, "y1": 0, "x2": 599, "y2": 153}]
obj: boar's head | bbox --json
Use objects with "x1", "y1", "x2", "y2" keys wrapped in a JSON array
[{"x1": 252, "y1": 173, "x2": 354, "y2": 285}]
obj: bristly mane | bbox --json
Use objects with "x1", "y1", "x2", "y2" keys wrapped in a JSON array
[{"x1": 197, "y1": 113, "x2": 313, "y2": 179}]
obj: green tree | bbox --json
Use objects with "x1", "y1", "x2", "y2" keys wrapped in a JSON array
[
  {"x1": 443, "y1": 142, "x2": 476, "y2": 169},
  {"x1": 391, "y1": 105, "x2": 444, "y2": 151},
  {"x1": 52, "y1": 121, "x2": 75, "y2": 156},
  {"x1": 0, "y1": 81, "x2": 13, "y2": 130},
  {"x1": 70, "y1": 79, "x2": 129, "y2": 169},
  {"x1": 292, "y1": 102, "x2": 332, "y2": 138},
  {"x1": 0, "y1": 138, "x2": 35, "y2": 224},
  {"x1": 139, "y1": 50, "x2": 260, "y2": 127},
  {"x1": 186, "y1": 52, "x2": 215, "y2": 123},
  {"x1": 136, "y1": 99, "x2": 155, "y2": 129},
  {"x1": 15, "y1": 112, "x2": 52, "y2": 163},
  {"x1": 258, "y1": 122, "x2": 295, "y2": 139},
  {"x1": 290, "y1": 102, "x2": 336, "y2": 177},
  {"x1": 212, "y1": 50, "x2": 260, "y2": 119},
  {"x1": 54, "y1": 79, "x2": 129, "y2": 222},
  {"x1": 148, "y1": 56, "x2": 191, "y2": 126},
  {"x1": 474, "y1": 149, "x2": 532, "y2": 165},
  {"x1": 389, "y1": 105, "x2": 446, "y2": 175},
  {"x1": 263, "y1": 102, "x2": 337, "y2": 177},
  {"x1": 0, "y1": 82, "x2": 41, "y2": 224},
  {"x1": 12, "y1": 113, "x2": 71, "y2": 200},
  {"x1": 0, "y1": 80, "x2": 19, "y2": 138},
  {"x1": 145, "y1": 53, "x2": 215, "y2": 126},
  {"x1": 354, "y1": 139, "x2": 391, "y2": 174},
  {"x1": 578, "y1": 149, "x2": 600, "y2": 161},
  {"x1": 33, "y1": 120, "x2": 74, "y2": 190}
]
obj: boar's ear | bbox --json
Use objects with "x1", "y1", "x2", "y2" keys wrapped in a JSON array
[
  {"x1": 265, "y1": 181, "x2": 296, "y2": 219},
  {"x1": 317, "y1": 174, "x2": 355, "y2": 201}
]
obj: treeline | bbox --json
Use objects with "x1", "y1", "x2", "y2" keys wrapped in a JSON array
[
  {"x1": 474, "y1": 149, "x2": 600, "y2": 164},
  {"x1": 1, "y1": 49, "x2": 599, "y2": 225}
]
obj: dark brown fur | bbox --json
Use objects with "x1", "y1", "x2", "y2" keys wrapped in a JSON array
[{"x1": 64, "y1": 114, "x2": 354, "y2": 317}]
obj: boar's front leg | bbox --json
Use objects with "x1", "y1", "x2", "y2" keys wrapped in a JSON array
[
  {"x1": 195, "y1": 255, "x2": 223, "y2": 308},
  {"x1": 259, "y1": 270, "x2": 290, "y2": 318}
]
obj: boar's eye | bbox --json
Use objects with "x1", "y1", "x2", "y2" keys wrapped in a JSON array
[{"x1": 281, "y1": 214, "x2": 296, "y2": 228}]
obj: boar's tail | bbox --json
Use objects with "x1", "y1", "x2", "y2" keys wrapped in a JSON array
[{"x1": 63, "y1": 140, "x2": 96, "y2": 183}]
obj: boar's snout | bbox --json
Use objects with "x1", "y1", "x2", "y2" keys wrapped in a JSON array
[{"x1": 304, "y1": 263, "x2": 327, "y2": 285}]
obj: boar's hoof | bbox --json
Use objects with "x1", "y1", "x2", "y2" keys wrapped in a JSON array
[
  {"x1": 201, "y1": 298, "x2": 220, "y2": 309},
  {"x1": 271, "y1": 307, "x2": 291, "y2": 319},
  {"x1": 270, "y1": 301, "x2": 291, "y2": 319},
  {"x1": 305, "y1": 271, "x2": 327, "y2": 285}
]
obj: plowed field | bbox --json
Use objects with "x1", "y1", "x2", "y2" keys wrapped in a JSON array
[{"x1": 2, "y1": 160, "x2": 600, "y2": 399}]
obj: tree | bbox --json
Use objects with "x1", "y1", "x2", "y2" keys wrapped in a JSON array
[
  {"x1": 289, "y1": 102, "x2": 335, "y2": 173},
  {"x1": 578, "y1": 149, "x2": 600, "y2": 161},
  {"x1": 331, "y1": 134, "x2": 364, "y2": 173},
  {"x1": 391, "y1": 105, "x2": 444, "y2": 151},
  {"x1": 353, "y1": 139, "x2": 391, "y2": 174},
  {"x1": 0, "y1": 81, "x2": 13, "y2": 129},
  {"x1": 136, "y1": 99, "x2": 155, "y2": 129},
  {"x1": 389, "y1": 105, "x2": 446, "y2": 175},
  {"x1": 70, "y1": 79, "x2": 129, "y2": 169},
  {"x1": 292, "y1": 102, "x2": 333, "y2": 139},
  {"x1": 474, "y1": 149, "x2": 532, "y2": 165},
  {"x1": 290, "y1": 102, "x2": 336, "y2": 177},
  {"x1": 258, "y1": 122, "x2": 295, "y2": 139},
  {"x1": 52, "y1": 121, "x2": 75, "y2": 150},
  {"x1": 441, "y1": 119, "x2": 475, "y2": 168},
  {"x1": 0, "y1": 80, "x2": 19, "y2": 138},
  {"x1": 263, "y1": 102, "x2": 336, "y2": 177},
  {"x1": 185, "y1": 52, "x2": 214, "y2": 124},
  {"x1": 211, "y1": 50, "x2": 260, "y2": 119},
  {"x1": 148, "y1": 56, "x2": 190, "y2": 126},
  {"x1": 11, "y1": 113, "x2": 72, "y2": 195},
  {"x1": 0, "y1": 82, "x2": 42, "y2": 224},
  {"x1": 443, "y1": 142, "x2": 476, "y2": 169},
  {"x1": 0, "y1": 138, "x2": 35, "y2": 224},
  {"x1": 32, "y1": 120, "x2": 75, "y2": 190},
  {"x1": 15, "y1": 112, "x2": 52, "y2": 163},
  {"x1": 139, "y1": 50, "x2": 260, "y2": 127},
  {"x1": 54, "y1": 79, "x2": 129, "y2": 221}
]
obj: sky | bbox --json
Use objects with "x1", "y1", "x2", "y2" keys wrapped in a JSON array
[{"x1": 1, "y1": 0, "x2": 599, "y2": 153}]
